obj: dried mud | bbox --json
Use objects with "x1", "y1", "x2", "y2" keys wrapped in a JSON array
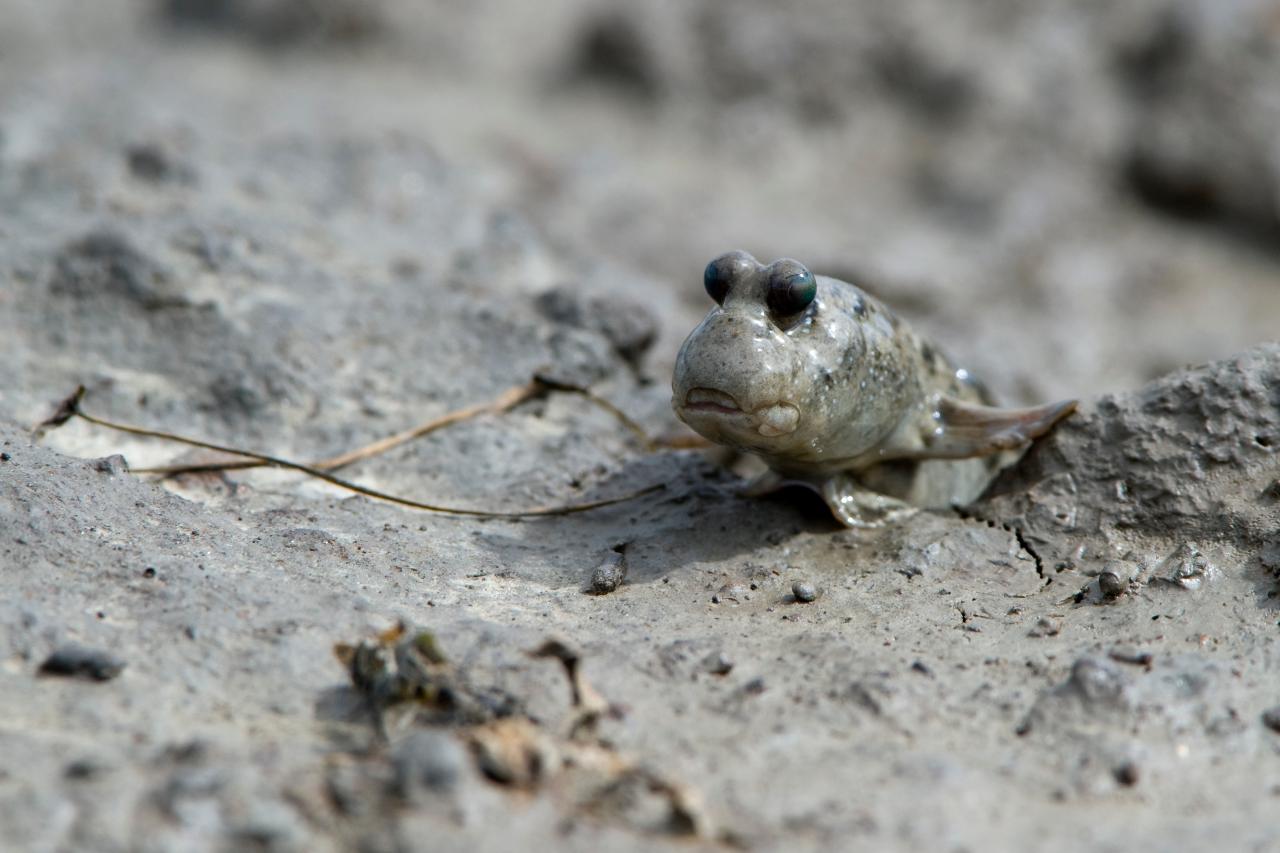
[{"x1": 1, "y1": 2, "x2": 1278, "y2": 851}]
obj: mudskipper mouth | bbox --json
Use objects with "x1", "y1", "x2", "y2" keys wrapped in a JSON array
[
  {"x1": 684, "y1": 387, "x2": 741, "y2": 414},
  {"x1": 681, "y1": 388, "x2": 800, "y2": 437}
]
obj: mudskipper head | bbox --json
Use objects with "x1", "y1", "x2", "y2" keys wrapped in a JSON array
[{"x1": 672, "y1": 251, "x2": 857, "y2": 459}]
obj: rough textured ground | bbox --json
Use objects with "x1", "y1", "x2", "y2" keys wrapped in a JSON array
[{"x1": 1, "y1": 1, "x2": 1279, "y2": 851}]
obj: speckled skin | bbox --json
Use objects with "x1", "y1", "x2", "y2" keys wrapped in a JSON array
[{"x1": 672, "y1": 252, "x2": 1076, "y2": 525}]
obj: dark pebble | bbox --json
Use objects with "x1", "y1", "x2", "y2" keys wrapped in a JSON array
[
  {"x1": 1262, "y1": 706, "x2": 1280, "y2": 734},
  {"x1": 1098, "y1": 571, "x2": 1126, "y2": 599},
  {"x1": 39, "y1": 645, "x2": 126, "y2": 681},
  {"x1": 64, "y1": 758, "x2": 107, "y2": 780},
  {"x1": 1113, "y1": 762, "x2": 1140, "y2": 787},
  {"x1": 1108, "y1": 648, "x2": 1153, "y2": 667},
  {"x1": 588, "y1": 549, "x2": 627, "y2": 595},
  {"x1": 792, "y1": 581, "x2": 818, "y2": 603},
  {"x1": 125, "y1": 143, "x2": 193, "y2": 183}
]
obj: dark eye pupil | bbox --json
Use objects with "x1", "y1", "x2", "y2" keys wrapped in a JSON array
[
  {"x1": 768, "y1": 271, "x2": 816, "y2": 317},
  {"x1": 704, "y1": 261, "x2": 731, "y2": 304}
]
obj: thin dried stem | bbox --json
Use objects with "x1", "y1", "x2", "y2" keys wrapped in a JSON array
[
  {"x1": 130, "y1": 380, "x2": 545, "y2": 476},
  {"x1": 130, "y1": 376, "x2": 658, "y2": 476},
  {"x1": 55, "y1": 387, "x2": 663, "y2": 519}
]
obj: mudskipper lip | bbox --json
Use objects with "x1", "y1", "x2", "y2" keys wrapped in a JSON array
[
  {"x1": 684, "y1": 387, "x2": 741, "y2": 414},
  {"x1": 682, "y1": 389, "x2": 799, "y2": 437}
]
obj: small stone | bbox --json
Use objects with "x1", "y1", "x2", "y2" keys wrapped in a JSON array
[
  {"x1": 38, "y1": 645, "x2": 126, "y2": 681},
  {"x1": 792, "y1": 581, "x2": 817, "y2": 603},
  {"x1": 125, "y1": 143, "x2": 195, "y2": 184},
  {"x1": 1098, "y1": 571, "x2": 1126, "y2": 599},
  {"x1": 1261, "y1": 706, "x2": 1280, "y2": 734},
  {"x1": 92, "y1": 455, "x2": 130, "y2": 476},
  {"x1": 64, "y1": 757, "x2": 108, "y2": 780},
  {"x1": 1029, "y1": 617, "x2": 1061, "y2": 638},
  {"x1": 1065, "y1": 657, "x2": 1127, "y2": 707},
  {"x1": 1108, "y1": 647, "x2": 1153, "y2": 667},
  {"x1": 1112, "y1": 762, "x2": 1140, "y2": 787},
  {"x1": 703, "y1": 652, "x2": 734, "y2": 676},
  {"x1": 1151, "y1": 543, "x2": 1217, "y2": 591},
  {"x1": 588, "y1": 547, "x2": 627, "y2": 595}
]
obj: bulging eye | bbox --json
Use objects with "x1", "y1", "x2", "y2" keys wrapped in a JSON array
[
  {"x1": 703, "y1": 250, "x2": 755, "y2": 305},
  {"x1": 767, "y1": 266, "x2": 817, "y2": 318},
  {"x1": 704, "y1": 261, "x2": 730, "y2": 304}
]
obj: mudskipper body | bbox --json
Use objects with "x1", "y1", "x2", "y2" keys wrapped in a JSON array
[{"x1": 671, "y1": 251, "x2": 1076, "y2": 527}]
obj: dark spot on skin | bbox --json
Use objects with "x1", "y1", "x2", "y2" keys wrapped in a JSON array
[
  {"x1": 852, "y1": 297, "x2": 867, "y2": 317},
  {"x1": 920, "y1": 342, "x2": 935, "y2": 364},
  {"x1": 819, "y1": 368, "x2": 835, "y2": 387}
]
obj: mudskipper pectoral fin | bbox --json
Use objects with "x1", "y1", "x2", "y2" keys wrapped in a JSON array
[
  {"x1": 738, "y1": 470, "x2": 787, "y2": 497},
  {"x1": 821, "y1": 474, "x2": 918, "y2": 529},
  {"x1": 919, "y1": 396, "x2": 1077, "y2": 459}
]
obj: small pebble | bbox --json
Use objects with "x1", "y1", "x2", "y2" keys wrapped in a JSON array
[
  {"x1": 703, "y1": 652, "x2": 734, "y2": 676},
  {"x1": 38, "y1": 645, "x2": 126, "y2": 681},
  {"x1": 587, "y1": 545, "x2": 628, "y2": 595},
  {"x1": 64, "y1": 757, "x2": 108, "y2": 780},
  {"x1": 1262, "y1": 706, "x2": 1280, "y2": 734},
  {"x1": 792, "y1": 581, "x2": 817, "y2": 603},
  {"x1": 1112, "y1": 762, "x2": 1140, "y2": 787},
  {"x1": 1029, "y1": 617, "x2": 1060, "y2": 638},
  {"x1": 92, "y1": 454, "x2": 130, "y2": 475},
  {"x1": 1108, "y1": 647, "x2": 1153, "y2": 667},
  {"x1": 1098, "y1": 571, "x2": 1126, "y2": 599}
]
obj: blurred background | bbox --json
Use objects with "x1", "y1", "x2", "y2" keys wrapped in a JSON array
[{"x1": 2, "y1": 0, "x2": 1279, "y2": 426}]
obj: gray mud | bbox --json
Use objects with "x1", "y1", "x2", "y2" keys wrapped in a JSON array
[{"x1": 1, "y1": 2, "x2": 1279, "y2": 851}]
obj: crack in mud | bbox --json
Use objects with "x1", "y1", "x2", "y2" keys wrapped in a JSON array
[
  {"x1": 952, "y1": 505, "x2": 1049, "y2": 586},
  {"x1": 1012, "y1": 526, "x2": 1046, "y2": 581}
]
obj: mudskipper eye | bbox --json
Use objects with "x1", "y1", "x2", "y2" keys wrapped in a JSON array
[
  {"x1": 703, "y1": 258, "x2": 733, "y2": 305},
  {"x1": 767, "y1": 267, "x2": 817, "y2": 318}
]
